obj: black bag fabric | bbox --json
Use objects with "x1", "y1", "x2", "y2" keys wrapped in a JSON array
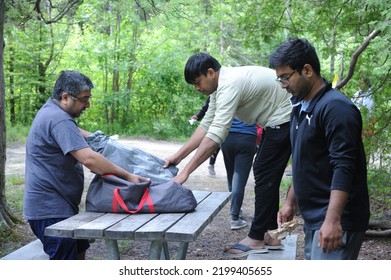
[
  {"x1": 85, "y1": 131, "x2": 197, "y2": 213},
  {"x1": 85, "y1": 174, "x2": 197, "y2": 213},
  {"x1": 86, "y1": 131, "x2": 178, "y2": 184},
  {"x1": 141, "y1": 181, "x2": 197, "y2": 213}
]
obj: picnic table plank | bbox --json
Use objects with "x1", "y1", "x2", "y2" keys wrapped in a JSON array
[
  {"x1": 44, "y1": 212, "x2": 104, "y2": 238},
  {"x1": 134, "y1": 213, "x2": 185, "y2": 240},
  {"x1": 165, "y1": 191, "x2": 231, "y2": 242},
  {"x1": 105, "y1": 213, "x2": 158, "y2": 239},
  {"x1": 192, "y1": 190, "x2": 211, "y2": 203},
  {"x1": 74, "y1": 213, "x2": 129, "y2": 238}
]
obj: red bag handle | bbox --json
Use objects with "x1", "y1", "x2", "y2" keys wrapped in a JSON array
[{"x1": 113, "y1": 187, "x2": 155, "y2": 214}]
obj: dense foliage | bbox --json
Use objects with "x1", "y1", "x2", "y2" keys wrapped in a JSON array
[{"x1": 2, "y1": 0, "x2": 390, "y2": 210}]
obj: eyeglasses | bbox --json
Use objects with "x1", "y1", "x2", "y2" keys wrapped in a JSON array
[
  {"x1": 275, "y1": 70, "x2": 296, "y2": 86},
  {"x1": 70, "y1": 95, "x2": 92, "y2": 104}
]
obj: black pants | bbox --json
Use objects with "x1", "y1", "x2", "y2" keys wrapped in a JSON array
[
  {"x1": 209, "y1": 147, "x2": 220, "y2": 165},
  {"x1": 248, "y1": 122, "x2": 291, "y2": 241}
]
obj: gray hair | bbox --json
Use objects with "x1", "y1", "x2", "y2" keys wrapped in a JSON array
[{"x1": 52, "y1": 70, "x2": 94, "y2": 100}]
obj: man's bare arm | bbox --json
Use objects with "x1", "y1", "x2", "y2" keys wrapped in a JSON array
[
  {"x1": 163, "y1": 126, "x2": 207, "y2": 167},
  {"x1": 70, "y1": 148, "x2": 149, "y2": 184},
  {"x1": 277, "y1": 184, "x2": 298, "y2": 226},
  {"x1": 79, "y1": 128, "x2": 92, "y2": 138},
  {"x1": 171, "y1": 136, "x2": 219, "y2": 184},
  {"x1": 318, "y1": 189, "x2": 349, "y2": 252}
]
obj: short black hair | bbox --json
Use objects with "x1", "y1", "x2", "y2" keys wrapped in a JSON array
[
  {"x1": 52, "y1": 70, "x2": 94, "y2": 100},
  {"x1": 184, "y1": 53, "x2": 221, "y2": 84},
  {"x1": 269, "y1": 37, "x2": 321, "y2": 76}
]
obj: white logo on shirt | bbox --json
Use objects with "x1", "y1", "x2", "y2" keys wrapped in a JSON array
[{"x1": 306, "y1": 114, "x2": 313, "y2": 125}]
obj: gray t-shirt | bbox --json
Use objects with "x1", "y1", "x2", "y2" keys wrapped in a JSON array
[{"x1": 23, "y1": 98, "x2": 89, "y2": 220}]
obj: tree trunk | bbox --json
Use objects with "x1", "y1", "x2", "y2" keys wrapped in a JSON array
[
  {"x1": 121, "y1": 21, "x2": 138, "y2": 127},
  {"x1": 368, "y1": 210, "x2": 391, "y2": 230},
  {"x1": 111, "y1": 8, "x2": 121, "y2": 124},
  {"x1": 0, "y1": 0, "x2": 21, "y2": 236},
  {"x1": 365, "y1": 229, "x2": 391, "y2": 237},
  {"x1": 365, "y1": 210, "x2": 391, "y2": 237},
  {"x1": 8, "y1": 44, "x2": 15, "y2": 125}
]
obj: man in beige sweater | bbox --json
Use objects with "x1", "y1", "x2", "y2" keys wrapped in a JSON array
[{"x1": 164, "y1": 53, "x2": 292, "y2": 258}]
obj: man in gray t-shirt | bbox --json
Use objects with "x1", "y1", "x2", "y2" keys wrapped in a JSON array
[{"x1": 23, "y1": 70, "x2": 149, "y2": 260}]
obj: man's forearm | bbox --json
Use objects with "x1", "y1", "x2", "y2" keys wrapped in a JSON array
[
  {"x1": 175, "y1": 126, "x2": 207, "y2": 161},
  {"x1": 79, "y1": 128, "x2": 92, "y2": 138},
  {"x1": 324, "y1": 189, "x2": 348, "y2": 224},
  {"x1": 181, "y1": 137, "x2": 219, "y2": 176},
  {"x1": 72, "y1": 148, "x2": 126, "y2": 177},
  {"x1": 285, "y1": 184, "x2": 297, "y2": 207}
]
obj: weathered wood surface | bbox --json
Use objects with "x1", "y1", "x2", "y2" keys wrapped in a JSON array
[
  {"x1": 44, "y1": 211, "x2": 104, "y2": 238},
  {"x1": 165, "y1": 191, "x2": 231, "y2": 242},
  {"x1": 44, "y1": 190, "x2": 231, "y2": 259},
  {"x1": 74, "y1": 213, "x2": 129, "y2": 238},
  {"x1": 105, "y1": 213, "x2": 158, "y2": 239}
]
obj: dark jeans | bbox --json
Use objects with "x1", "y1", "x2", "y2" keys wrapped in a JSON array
[
  {"x1": 304, "y1": 230, "x2": 365, "y2": 260},
  {"x1": 221, "y1": 132, "x2": 257, "y2": 220},
  {"x1": 29, "y1": 218, "x2": 90, "y2": 260},
  {"x1": 248, "y1": 122, "x2": 291, "y2": 241}
]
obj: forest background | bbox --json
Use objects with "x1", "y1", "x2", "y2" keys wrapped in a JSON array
[{"x1": 0, "y1": 0, "x2": 390, "y2": 237}]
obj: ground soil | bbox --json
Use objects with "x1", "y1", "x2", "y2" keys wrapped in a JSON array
[{"x1": 2, "y1": 138, "x2": 391, "y2": 260}]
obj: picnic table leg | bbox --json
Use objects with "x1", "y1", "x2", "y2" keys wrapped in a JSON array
[
  {"x1": 149, "y1": 240, "x2": 170, "y2": 260},
  {"x1": 105, "y1": 239, "x2": 120, "y2": 260},
  {"x1": 176, "y1": 242, "x2": 189, "y2": 260},
  {"x1": 161, "y1": 241, "x2": 170, "y2": 260}
]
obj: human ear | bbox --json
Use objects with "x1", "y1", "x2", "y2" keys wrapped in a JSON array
[
  {"x1": 60, "y1": 92, "x2": 68, "y2": 100},
  {"x1": 207, "y1": 68, "x2": 216, "y2": 78},
  {"x1": 302, "y1": 64, "x2": 313, "y2": 78}
]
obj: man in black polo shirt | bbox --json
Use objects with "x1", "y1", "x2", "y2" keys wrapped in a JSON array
[{"x1": 269, "y1": 38, "x2": 370, "y2": 260}]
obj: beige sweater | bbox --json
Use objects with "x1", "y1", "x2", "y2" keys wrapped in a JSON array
[{"x1": 200, "y1": 66, "x2": 292, "y2": 145}]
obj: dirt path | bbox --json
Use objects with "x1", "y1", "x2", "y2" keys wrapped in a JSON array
[{"x1": 5, "y1": 138, "x2": 390, "y2": 260}]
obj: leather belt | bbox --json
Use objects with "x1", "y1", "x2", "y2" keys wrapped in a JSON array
[{"x1": 264, "y1": 122, "x2": 290, "y2": 130}]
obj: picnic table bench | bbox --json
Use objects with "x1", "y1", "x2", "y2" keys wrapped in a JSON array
[{"x1": 44, "y1": 190, "x2": 231, "y2": 260}]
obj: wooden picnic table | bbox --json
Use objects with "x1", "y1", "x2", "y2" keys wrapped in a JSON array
[{"x1": 44, "y1": 190, "x2": 231, "y2": 260}]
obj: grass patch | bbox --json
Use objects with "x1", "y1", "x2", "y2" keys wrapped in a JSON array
[
  {"x1": 6, "y1": 124, "x2": 29, "y2": 146},
  {"x1": 5, "y1": 174, "x2": 25, "y2": 215}
]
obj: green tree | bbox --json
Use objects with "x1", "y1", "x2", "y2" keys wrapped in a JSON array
[
  {"x1": 1, "y1": 0, "x2": 83, "y2": 235},
  {"x1": 1, "y1": 0, "x2": 389, "y2": 234},
  {"x1": 0, "y1": 0, "x2": 18, "y2": 236}
]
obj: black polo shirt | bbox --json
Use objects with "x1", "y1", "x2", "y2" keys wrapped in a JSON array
[{"x1": 290, "y1": 81, "x2": 370, "y2": 232}]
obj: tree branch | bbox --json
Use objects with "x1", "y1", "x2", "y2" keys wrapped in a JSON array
[
  {"x1": 336, "y1": 29, "x2": 381, "y2": 90},
  {"x1": 34, "y1": 0, "x2": 82, "y2": 24},
  {"x1": 365, "y1": 229, "x2": 391, "y2": 237}
]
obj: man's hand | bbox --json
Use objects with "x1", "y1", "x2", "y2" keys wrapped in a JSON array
[
  {"x1": 170, "y1": 172, "x2": 189, "y2": 185},
  {"x1": 318, "y1": 220, "x2": 343, "y2": 253},
  {"x1": 318, "y1": 190, "x2": 348, "y2": 253},
  {"x1": 163, "y1": 155, "x2": 181, "y2": 169},
  {"x1": 126, "y1": 173, "x2": 150, "y2": 184},
  {"x1": 277, "y1": 203, "x2": 296, "y2": 227},
  {"x1": 277, "y1": 185, "x2": 297, "y2": 227}
]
